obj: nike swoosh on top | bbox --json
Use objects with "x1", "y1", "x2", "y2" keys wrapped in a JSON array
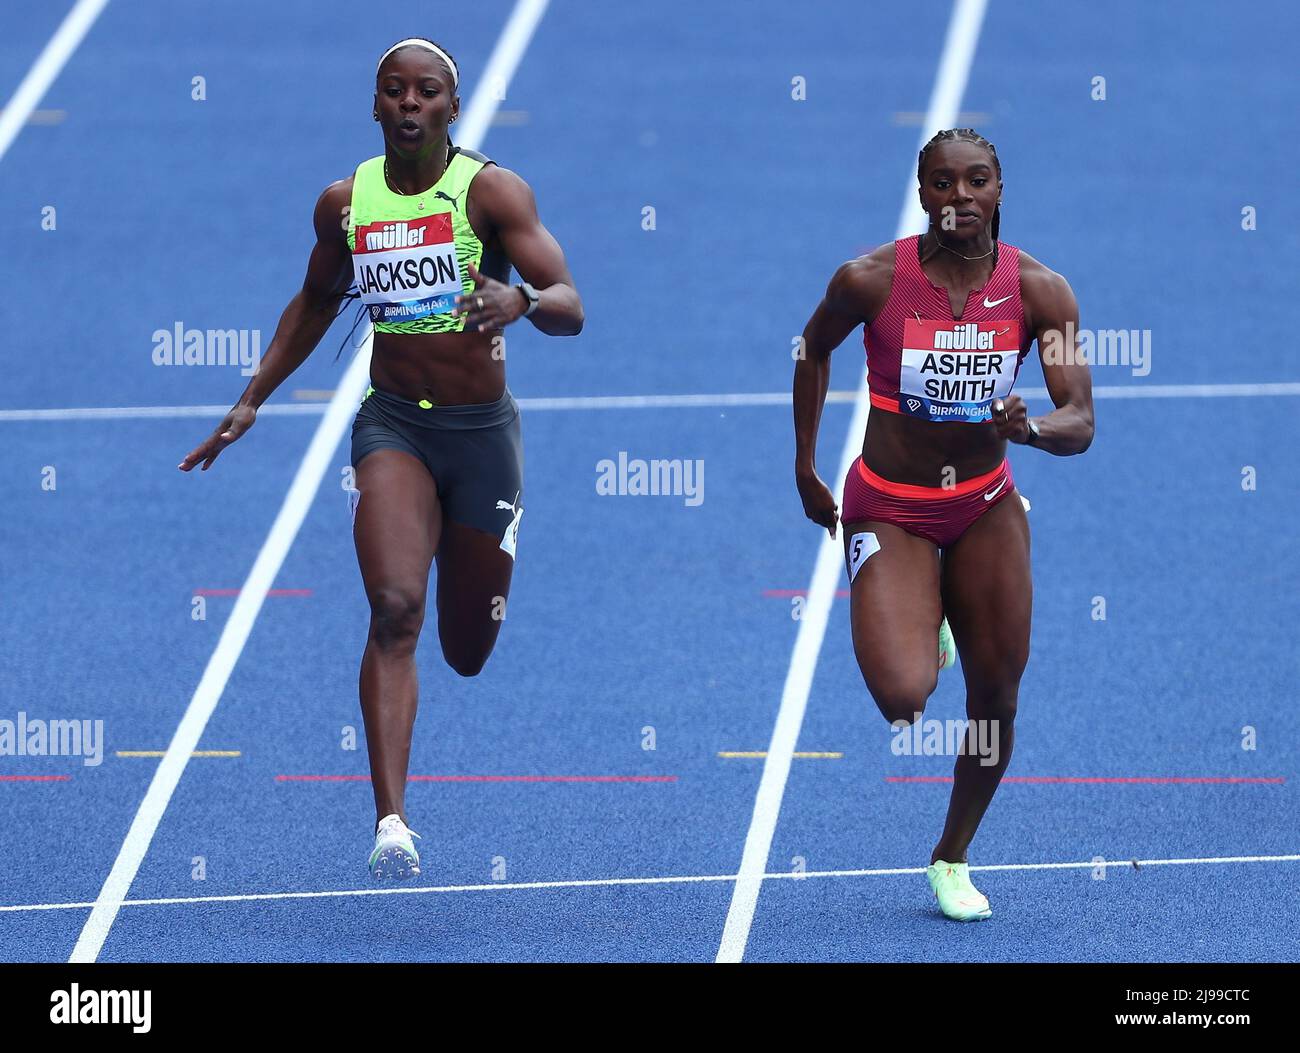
[
  {"x1": 983, "y1": 294, "x2": 1012, "y2": 308},
  {"x1": 982, "y1": 481, "x2": 1006, "y2": 501}
]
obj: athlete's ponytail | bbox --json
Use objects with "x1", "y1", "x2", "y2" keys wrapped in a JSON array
[{"x1": 918, "y1": 128, "x2": 1002, "y2": 242}]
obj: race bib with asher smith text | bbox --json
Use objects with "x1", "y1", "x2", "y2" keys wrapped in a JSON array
[
  {"x1": 898, "y1": 318, "x2": 1023, "y2": 423},
  {"x1": 352, "y1": 214, "x2": 463, "y2": 324}
]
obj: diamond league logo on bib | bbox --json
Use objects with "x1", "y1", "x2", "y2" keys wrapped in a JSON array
[{"x1": 899, "y1": 319, "x2": 1023, "y2": 423}]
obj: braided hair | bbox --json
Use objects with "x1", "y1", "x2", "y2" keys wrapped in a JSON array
[{"x1": 917, "y1": 128, "x2": 1002, "y2": 241}]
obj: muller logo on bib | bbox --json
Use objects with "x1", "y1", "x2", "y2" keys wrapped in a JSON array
[
  {"x1": 899, "y1": 318, "x2": 1022, "y2": 423},
  {"x1": 352, "y1": 213, "x2": 463, "y2": 323},
  {"x1": 363, "y1": 220, "x2": 428, "y2": 250}
]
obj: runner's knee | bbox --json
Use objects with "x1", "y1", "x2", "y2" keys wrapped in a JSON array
[
  {"x1": 368, "y1": 587, "x2": 425, "y2": 653},
  {"x1": 443, "y1": 646, "x2": 489, "y2": 678},
  {"x1": 966, "y1": 684, "x2": 1019, "y2": 726},
  {"x1": 868, "y1": 675, "x2": 937, "y2": 726}
]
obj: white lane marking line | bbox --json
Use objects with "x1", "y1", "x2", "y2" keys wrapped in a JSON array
[
  {"x1": 66, "y1": 0, "x2": 551, "y2": 965},
  {"x1": 0, "y1": 0, "x2": 109, "y2": 162},
  {"x1": 0, "y1": 403, "x2": 334, "y2": 421},
  {"x1": 9, "y1": 852, "x2": 1298, "y2": 914},
  {"x1": 714, "y1": 0, "x2": 990, "y2": 965},
  {"x1": 65, "y1": 334, "x2": 370, "y2": 964},
  {"x1": 454, "y1": 0, "x2": 549, "y2": 151},
  {"x1": 6, "y1": 382, "x2": 1300, "y2": 422}
]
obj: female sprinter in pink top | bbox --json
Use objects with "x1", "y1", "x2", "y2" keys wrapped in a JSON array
[{"x1": 793, "y1": 129, "x2": 1094, "y2": 921}]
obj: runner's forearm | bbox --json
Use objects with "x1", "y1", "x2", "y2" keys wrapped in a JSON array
[
  {"x1": 1028, "y1": 404, "x2": 1093, "y2": 455},
  {"x1": 236, "y1": 290, "x2": 341, "y2": 409},
  {"x1": 793, "y1": 353, "x2": 831, "y2": 474},
  {"x1": 525, "y1": 282, "x2": 583, "y2": 336}
]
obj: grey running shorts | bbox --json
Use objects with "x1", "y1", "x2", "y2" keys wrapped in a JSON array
[{"x1": 350, "y1": 385, "x2": 524, "y2": 555}]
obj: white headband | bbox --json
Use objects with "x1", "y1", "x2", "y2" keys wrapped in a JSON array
[{"x1": 376, "y1": 38, "x2": 459, "y2": 87}]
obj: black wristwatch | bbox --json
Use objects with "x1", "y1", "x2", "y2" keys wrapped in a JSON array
[
  {"x1": 516, "y1": 282, "x2": 540, "y2": 318},
  {"x1": 1025, "y1": 418, "x2": 1041, "y2": 446}
]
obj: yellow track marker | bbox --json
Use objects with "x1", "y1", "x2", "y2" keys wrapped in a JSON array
[
  {"x1": 116, "y1": 751, "x2": 240, "y2": 758},
  {"x1": 718, "y1": 751, "x2": 842, "y2": 759}
]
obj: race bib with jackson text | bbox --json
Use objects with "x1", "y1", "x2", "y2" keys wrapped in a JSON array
[
  {"x1": 899, "y1": 319, "x2": 1023, "y2": 423},
  {"x1": 352, "y1": 214, "x2": 463, "y2": 325}
]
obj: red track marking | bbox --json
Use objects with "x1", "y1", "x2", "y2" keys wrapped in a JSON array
[
  {"x1": 886, "y1": 776, "x2": 1286, "y2": 785},
  {"x1": 276, "y1": 774, "x2": 677, "y2": 783},
  {"x1": 1, "y1": 775, "x2": 70, "y2": 782},
  {"x1": 763, "y1": 589, "x2": 850, "y2": 598},
  {"x1": 195, "y1": 588, "x2": 313, "y2": 597}
]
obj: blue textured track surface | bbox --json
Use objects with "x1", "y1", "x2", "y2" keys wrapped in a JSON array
[{"x1": 1, "y1": 0, "x2": 1297, "y2": 962}]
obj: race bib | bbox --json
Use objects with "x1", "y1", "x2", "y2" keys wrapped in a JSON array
[
  {"x1": 847, "y1": 531, "x2": 880, "y2": 583},
  {"x1": 899, "y1": 319, "x2": 1022, "y2": 423},
  {"x1": 352, "y1": 214, "x2": 463, "y2": 325}
]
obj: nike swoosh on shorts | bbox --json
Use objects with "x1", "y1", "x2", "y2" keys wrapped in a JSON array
[{"x1": 982, "y1": 481, "x2": 1006, "y2": 501}]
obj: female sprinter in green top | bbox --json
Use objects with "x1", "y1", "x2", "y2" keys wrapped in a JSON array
[{"x1": 180, "y1": 38, "x2": 583, "y2": 879}]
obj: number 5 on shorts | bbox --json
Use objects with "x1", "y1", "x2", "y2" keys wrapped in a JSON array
[{"x1": 847, "y1": 531, "x2": 881, "y2": 583}]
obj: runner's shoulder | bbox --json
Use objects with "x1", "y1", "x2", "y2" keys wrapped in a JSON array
[
  {"x1": 314, "y1": 177, "x2": 354, "y2": 242},
  {"x1": 467, "y1": 163, "x2": 534, "y2": 213},
  {"x1": 825, "y1": 242, "x2": 896, "y2": 318},
  {"x1": 1015, "y1": 248, "x2": 1077, "y2": 321}
]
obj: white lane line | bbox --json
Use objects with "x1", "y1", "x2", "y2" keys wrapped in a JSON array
[
  {"x1": 0, "y1": 403, "x2": 333, "y2": 421},
  {"x1": 65, "y1": 336, "x2": 370, "y2": 964},
  {"x1": 0, "y1": 0, "x2": 109, "y2": 162},
  {"x1": 453, "y1": 0, "x2": 548, "y2": 149},
  {"x1": 6, "y1": 381, "x2": 1300, "y2": 422},
  {"x1": 10, "y1": 852, "x2": 1298, "y2": 915},
  {"x1": 66, "y1": 0, "x2": 552, "y2": 964},
  {"x1": 714, "y1": 0, "x2": 990, "y2": 964}
]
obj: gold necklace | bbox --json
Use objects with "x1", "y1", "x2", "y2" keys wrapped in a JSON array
[
  {"x1": 927, "y1": 230, "x2": 995, "y2": 261},
  {"x1": 383, "y1": 145, "x2": 453, "y2": 207}
]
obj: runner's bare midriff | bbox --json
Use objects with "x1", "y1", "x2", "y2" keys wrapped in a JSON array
[
  {"x1": 862, "y1": 410, "x2": 1007, "y2": 489},
  {"x1": 370, "y1": 330, "x2": 505, "y2": 405}
]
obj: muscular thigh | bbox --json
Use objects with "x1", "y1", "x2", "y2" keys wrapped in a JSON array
[
  {"x1": 353, "y1": 449, "x2": 440, "y2": 602},
  {"x1": 434, "y1": 519, "x2": 516, "y2": 622},
  {"x1": 843, "y1": 519, "x2": 943, "y2": 696},
  {"x1": 940, "y1": 492, "x2": 1032, "y2": 688}
]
